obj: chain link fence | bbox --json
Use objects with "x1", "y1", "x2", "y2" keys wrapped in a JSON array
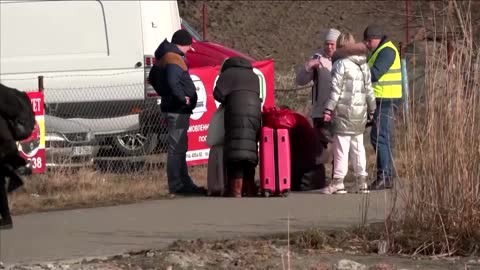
[
  {"x1": 36, "y1": 84, "x2": 310, "y2": 173},
  {"x1": 15, "y1": 79, "x2": 168, "y2": 173},
  {"x1": 22, "y1": 66, "x2": 319, "y2": 174},
  {"x1": 24, "y1": 42, "x2": 467, "y2": 175}
]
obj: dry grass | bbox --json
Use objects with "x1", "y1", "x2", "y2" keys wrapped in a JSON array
[
  {"x1": 10, "y1": 165, "x2": 208, "y2": 215},
  {"x1": 286, "y1": 1, "x2": 480, "y2": 258},
  {"x1": 383, "y1": 1, "x2": 480, "y2": 257},
  {"x1": 292, "y1": 226, "x2": 388, "y2": 255}
]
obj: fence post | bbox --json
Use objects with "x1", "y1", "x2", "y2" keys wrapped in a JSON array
[
  {"x1": 405, "y1": 0, "x2": 410, "y2": 45},
  {"x1": 38, "y1": 76, "x2": 44, "y2": 93}
]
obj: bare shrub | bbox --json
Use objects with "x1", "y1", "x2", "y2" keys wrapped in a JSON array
[{"x1": 389, "y1": 1, "x2": 480, "y2": 256}]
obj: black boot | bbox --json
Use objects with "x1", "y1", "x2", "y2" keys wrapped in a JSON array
[
  {"x1": 368, "y1": 176, "x2": 393, "y2": 190},
  {"x1": 0, "y1": 216, "x2": 13, "y2": 230}
]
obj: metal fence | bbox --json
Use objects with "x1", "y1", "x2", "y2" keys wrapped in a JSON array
[
  {"x1": 32, "y1": 78, "x2": 316, "y2": 174},
  {"x1": 25, "y1": 43, "x2": 455, "y2": 174},
  {"x1": 21, "y1": 81, "x2": 167, "y2": 173}
]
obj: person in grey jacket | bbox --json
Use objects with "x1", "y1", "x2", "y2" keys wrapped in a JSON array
[
  {"x1": 320, "y1": 33, "x2": 376, "y2": 195},
  {"x1": 296, "y1": 28, "x2": 340, "y2": 126},
  {"x1": 295, "y1": 28, "x2": 341, "y2": 181}
]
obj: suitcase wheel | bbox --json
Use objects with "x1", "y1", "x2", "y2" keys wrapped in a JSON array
[
  {"x1": 282, "y1": 190, "x2": 290, "y2": 197},
  {"x1": 263, "y1": 190, "x2": 272, "y2": 198}
]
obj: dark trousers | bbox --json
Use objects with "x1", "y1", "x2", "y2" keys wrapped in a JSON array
[
  {"x1": 0, "y1": 176, "x2": 11, "y2": 222},
  {"x1": 370, "y1": 100, "x2": 397, "y2": 180},
  {"x1": 227, "y1": 160, "x2": 255, "y2": 181},
  {"x1": 165, "y1": 113, "x2": 194, "y2": 193},
  {"x1": 313, "y1": 118, "x2": 334, "y2": 179}
]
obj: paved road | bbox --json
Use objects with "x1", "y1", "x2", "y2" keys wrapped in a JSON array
[{"x1": 0, "y1": 191, "x2": 395, "y2": 265}]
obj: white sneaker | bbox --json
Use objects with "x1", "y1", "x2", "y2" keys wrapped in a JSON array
[
  {"x1": 356, "y1": 176, "x2": 370, "y2": 194},
  {"x1": 319, "y1": 182, "x2": 347, "y2": 195},
  {"x1": 357, "y1": 182, "x2": 370, "y2": 194}
]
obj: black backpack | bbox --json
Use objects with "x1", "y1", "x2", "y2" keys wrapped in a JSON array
[
  {"x1": 148, "y1": 64, "x2": 170, "y2": 96},
  {"x1": 0, "y1": 84, "x2": 36, "y2": 141}
]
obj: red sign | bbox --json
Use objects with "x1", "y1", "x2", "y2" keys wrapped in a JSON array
[
  {"x1": 17, "y1": 92, "x2": 46, "y2": 173},
  {"x1": 186, "y1": 59, "x2": 275, "y2": 165}
]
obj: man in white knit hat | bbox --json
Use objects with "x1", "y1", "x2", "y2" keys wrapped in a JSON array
[{"x1": 295, "y1": 28, "x2": 341, "y2": 186}]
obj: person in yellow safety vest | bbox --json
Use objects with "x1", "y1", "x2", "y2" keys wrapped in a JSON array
[{"x1": 363, "y1": 24, "x2": 402, "y2": 190}]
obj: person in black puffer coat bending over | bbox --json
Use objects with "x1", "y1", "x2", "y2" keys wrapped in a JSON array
[{"x1": 213, "y1": 57, "x2": 262, "y2": 198}]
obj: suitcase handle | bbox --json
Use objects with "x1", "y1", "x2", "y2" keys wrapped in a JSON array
[
  {"x1": 281, "y1": 136, "x2": 285, "y2": 142},
  {"x1": 264, "y1": 137, "x2": 268, "y2": 142}
]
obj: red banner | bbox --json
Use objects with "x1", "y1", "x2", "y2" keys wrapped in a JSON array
[
  {"x1": 186, "y1": 59, "x2": 275, "y2": 166},
  {"x1": 17, "y1": 92, "x2": 46, "y2": 174}
]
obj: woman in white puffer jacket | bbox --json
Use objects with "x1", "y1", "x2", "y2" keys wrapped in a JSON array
[{"x1": 320, "y1": 33, "x2": 376, "y2": 195}]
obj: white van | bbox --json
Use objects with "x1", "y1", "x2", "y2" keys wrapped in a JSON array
[{"x1": 0, "y1": 0, "x2": 181, "y2": 155}]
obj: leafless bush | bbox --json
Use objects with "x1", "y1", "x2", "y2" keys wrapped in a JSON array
[{"x1": 389, "y1": 0, "x2": 480, "y2": 256}]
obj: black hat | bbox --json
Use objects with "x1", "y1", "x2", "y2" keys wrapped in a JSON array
[
  {"x1": 171, "y1": 29, "x2": 192, "y2": 46},
  {"x1": 363, "y1": 24, "x2": 384, "y2": 40}
]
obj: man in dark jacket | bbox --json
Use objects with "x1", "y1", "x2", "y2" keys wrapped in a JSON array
[
  {"x1": 0, "y1": 116, "x2": 27, "y2": 230},
  {"x1": 150, "y1": 29, "x2": 205, "y2": 195},
  {"x1": 0, "y1": 84, "x2": 29, "y2": 229},
  {"x1": 213, "y1": 57, "x2": 262, "y2": 197}
]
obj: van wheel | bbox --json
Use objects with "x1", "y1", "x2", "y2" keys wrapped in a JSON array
[{"x1": 113, "y1": 131, "x2": 158, "y2": 156}]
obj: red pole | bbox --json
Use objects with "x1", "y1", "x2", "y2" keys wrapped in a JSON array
[
  {"x1": 202, "y1": 0, "x2": 207, "y2": 40},
  {"x1": 405, "y1": 0, "x2": 410, "y2": 45}
]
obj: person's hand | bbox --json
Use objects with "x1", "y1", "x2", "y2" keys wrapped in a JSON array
[
  {"x1": 368, "y1": 112, "x2": 374, "y2": 122},
  {"x1": 366, "y1": 112, "x2": 375, "y2": 127},
  {"x1": 323, "y1": 110, "x2": 332, "y2": 122},
  {"x1": 305, "y1": 58, "x2": 321, "y2": 72},
  {"x1": 185, "y1": 96, "x2": 191, "y2": 105}
]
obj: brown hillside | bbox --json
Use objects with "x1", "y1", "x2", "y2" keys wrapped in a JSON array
[
  {"x1": 178, "y1": 1, "x2": 480, "y2": 73},
  {"x1": 179, "y1": 1, "x2": 479, "y2": 73},
  {"x1": 179, "y1": 0, "x2": 479, "y2": 111}
]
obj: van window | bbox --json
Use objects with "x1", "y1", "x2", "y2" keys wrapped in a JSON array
[{"x1": 0, "y1": 1, "x2": 108, "y2": 59}]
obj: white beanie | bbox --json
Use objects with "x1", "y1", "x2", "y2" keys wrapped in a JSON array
[{"x1": 324, "y1": 28, "x2": 341, "y2": 42}]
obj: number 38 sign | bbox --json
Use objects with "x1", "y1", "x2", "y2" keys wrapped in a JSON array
[{"x1": 17, "y1": 92, "x2": 46, "y2": 174}]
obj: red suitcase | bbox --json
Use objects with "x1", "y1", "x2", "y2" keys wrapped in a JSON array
[{"x1": 260, "y1": 127, "x2": 291, "y2": 197}]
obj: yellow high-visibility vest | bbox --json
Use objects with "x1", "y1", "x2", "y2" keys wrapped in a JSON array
[{"x1": 368, "y1": 41, "x2": 402, "y2": 99}]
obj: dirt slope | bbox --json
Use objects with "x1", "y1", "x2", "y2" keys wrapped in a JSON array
[
  {"x1": 179, "y1": 1, "x2": 479, "y2": 75},
  {"x1": 179, "y1": 1, "x2": 421, "y2": 74}
]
